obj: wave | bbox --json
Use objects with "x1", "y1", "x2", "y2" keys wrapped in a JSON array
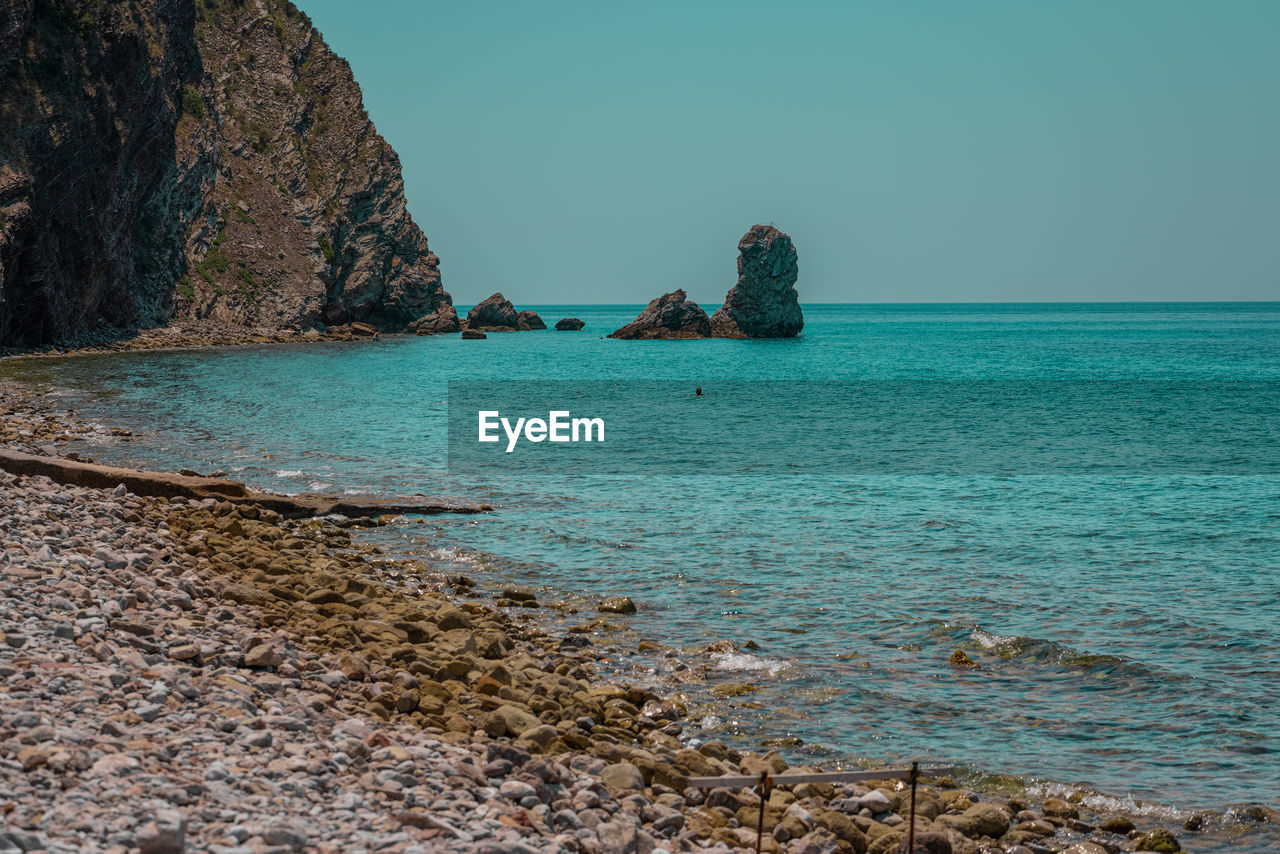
[{"x1": 968, "y1": 627, "x2": 1190, "y2": 682}]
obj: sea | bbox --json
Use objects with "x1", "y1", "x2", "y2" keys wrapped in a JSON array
[{"x1": 7, "y1": 303, "x2": 1279, "y2": 850}]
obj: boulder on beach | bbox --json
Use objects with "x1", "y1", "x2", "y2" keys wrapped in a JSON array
[
  {"x1": 350, "y1": 321, "x2": 379, "y2": 337},
  {"x1": 409, "y1": 304, "x2": 461, "y2": 335},
  {"x1": 516, "y1": 310, "x2": 546, "y2": 330},
  {"x1": 555, "y1": 318, "x2": 585, "y2": 331},
  {"x1": 710, "y1": 224, "x2": 803, "y2": 338},
  {"x1": 607, "y1": 290, "x2": 711, "y2": 340}
]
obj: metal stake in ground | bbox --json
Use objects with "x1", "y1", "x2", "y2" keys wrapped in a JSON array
[
  {"x1": 907, "y1": 760, "x2": 919, "y2": 853},
  {"x1": 754, "y1": 770, "x2": 773, "y2": 854}
]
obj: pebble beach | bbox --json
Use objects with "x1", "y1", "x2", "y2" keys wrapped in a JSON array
[{"x1": 0, "y1": 380, "x2": 1255, "y2": 854}]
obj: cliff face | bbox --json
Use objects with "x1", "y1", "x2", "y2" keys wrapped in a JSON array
[{"x1": 0, "y1": 0, "x2": 454, "y2": 349}]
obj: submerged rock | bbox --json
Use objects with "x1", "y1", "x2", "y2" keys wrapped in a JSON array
[
  {"x1": 599, "y1": 596, "x2": 637, "y2": 614},
  {"x1": 710, "y1": 225, "x2": 803, "y2": 338},
  {"x1": 608, "y1": 290, "x2": 711, "y2": 339},
  {"x1": 555, "y1": 317, "x2": 585, "y2": 331}
]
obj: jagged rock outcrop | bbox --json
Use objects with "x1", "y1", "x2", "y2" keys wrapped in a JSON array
[
  {"x1": 0, "y1": 0, "x2": 455, "y2": 348},
  {"x1": 409, "y1": 304, "x2": 460, "y2": 335},
  {"x1": 710, "y1": 225, "x2": 802, "y2": 338},
  {"x1": 517, "y1": 310, "x2": 545, "y2": 331},
  {"x1": 463, "y1": 293, "x2": 542, "y2": 332},
  {"x1": 464, "y1": 293, "x2": 518, "y2": 331},
  {"x1": 555, "y1": 318, "x2": 585, "y2": 331},
  {"x1": 608, "y1": 290, "x2": 711, "y2": 340}
]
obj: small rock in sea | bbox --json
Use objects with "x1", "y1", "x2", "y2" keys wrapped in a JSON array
[
  {"x1": 517, "y1": 309, "x2": 546, "y2": 330},
  {"x1": 1099, "y1": 815, "x2": 1136, "y2": 834},
  {"x1": 555, "y1": 317, "x2": 585, "y2": 331},
  {"x1": 598, "y1": 596, "x2": 637, "y2": 614},
  {"x1": 608, "y1": 290, "x2": 711, "y2": 339},
  {"x1": 949, "y1": 649, "x2": 979, "y2": 668},
  {"x1": 1135, "y1": 828, "x2": 1182, "y2": 852},
  {"x1": 712, "y1": 682, "x2": 757, "y2": 698},
  {"x1": 461, "y1": 329, "x2": 487, "y2": 339},
  {"x1": 501, "y1": 585, "x2": 537, "y2": 603},
  {"x1": 1041, "y1": 796, "x2": 1079, "y2": 819}
]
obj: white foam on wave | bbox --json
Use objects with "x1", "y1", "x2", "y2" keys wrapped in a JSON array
[
  {"x1": 971, "y1": 628, "x2": 1018, "y2": 649},
  {"x1": 710, "y1": 650, "x2": 788, "y2": 677},
  {"x1": 1025, "y1": 781, "x2": 1189, "y2": 821},
  {"x1": 274, "y1": 469, "x2": 304, "y2": 478}
]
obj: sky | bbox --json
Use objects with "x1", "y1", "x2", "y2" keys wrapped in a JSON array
[{"x1": 298, "y1": 1, "x2": 1279, "y2": 305}]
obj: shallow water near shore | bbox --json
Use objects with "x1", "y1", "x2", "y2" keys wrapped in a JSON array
[{"x1": 7, "y1": 303, "x2": 1280, "y2": 846}]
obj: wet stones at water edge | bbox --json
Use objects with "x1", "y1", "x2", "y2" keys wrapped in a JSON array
[{"x1": 462, "y1": 293, "x2": 546, "y2": 332}]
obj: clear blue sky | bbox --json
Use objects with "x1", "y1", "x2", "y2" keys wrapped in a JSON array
[{"x1": 298, "y1": 1, "x2": 1279, "y2": 305}]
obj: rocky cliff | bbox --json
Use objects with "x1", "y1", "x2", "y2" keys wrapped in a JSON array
[
  {"x1": 0, "y1": 0, "x2": 455, "y2": 349},
  {"x1": 709, "y1": 225, "x2": 802, "y2": 338}
]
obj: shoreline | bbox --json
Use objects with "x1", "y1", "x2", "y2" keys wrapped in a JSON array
[
  {"x1": 0, "y1": 379, "x2": 1265, "y2": 853},
  {"x1": 0, "y1": 320, "x2": 405, "y2": 362}
]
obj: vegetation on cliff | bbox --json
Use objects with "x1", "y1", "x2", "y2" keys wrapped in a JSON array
[{"x1": 0, "y1": 0, "x2": 454, "y2": 349}]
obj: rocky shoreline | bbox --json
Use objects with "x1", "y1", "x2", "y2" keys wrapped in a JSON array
[{"x1": 0, "y1": 382, "x2": 1224, "y2": 853}]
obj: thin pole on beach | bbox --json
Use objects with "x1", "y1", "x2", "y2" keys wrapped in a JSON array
[
  {"x1": 754, "y1": 770, "x2": 772, "y2": 854},
  {"x1": 907, "y1": 760, "x2": 919, "y2": 854}
]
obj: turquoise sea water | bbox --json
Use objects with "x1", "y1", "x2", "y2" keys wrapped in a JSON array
[{"x1": 8, "y1": 303, "x2": 1280, "y2": 841}]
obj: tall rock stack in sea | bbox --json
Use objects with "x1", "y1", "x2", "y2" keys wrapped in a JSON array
[
  {"x1": 0, "y1": 0, "x2": 457, "y2": 348},
  {"x1": 710, "y1": 224, "x2": 803, "y2": 338}
]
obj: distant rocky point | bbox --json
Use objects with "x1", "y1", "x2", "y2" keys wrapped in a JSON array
[
  {"x1": 555, "y1": 318, "x2": 585, "y2": 331},
  {"x1": 462, "y1": 293, "x2": 544, "y2": 332},
  {"x1": 607, "y1": 290, "x2": 710, "y2": 340},
  {"x1": 609, "y1": 225, "x2": 801, "y2": 340}
]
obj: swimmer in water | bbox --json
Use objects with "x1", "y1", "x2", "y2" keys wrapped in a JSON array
[{"x1": 695, "y1": 387, "x2": 703, "y2": 396}]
